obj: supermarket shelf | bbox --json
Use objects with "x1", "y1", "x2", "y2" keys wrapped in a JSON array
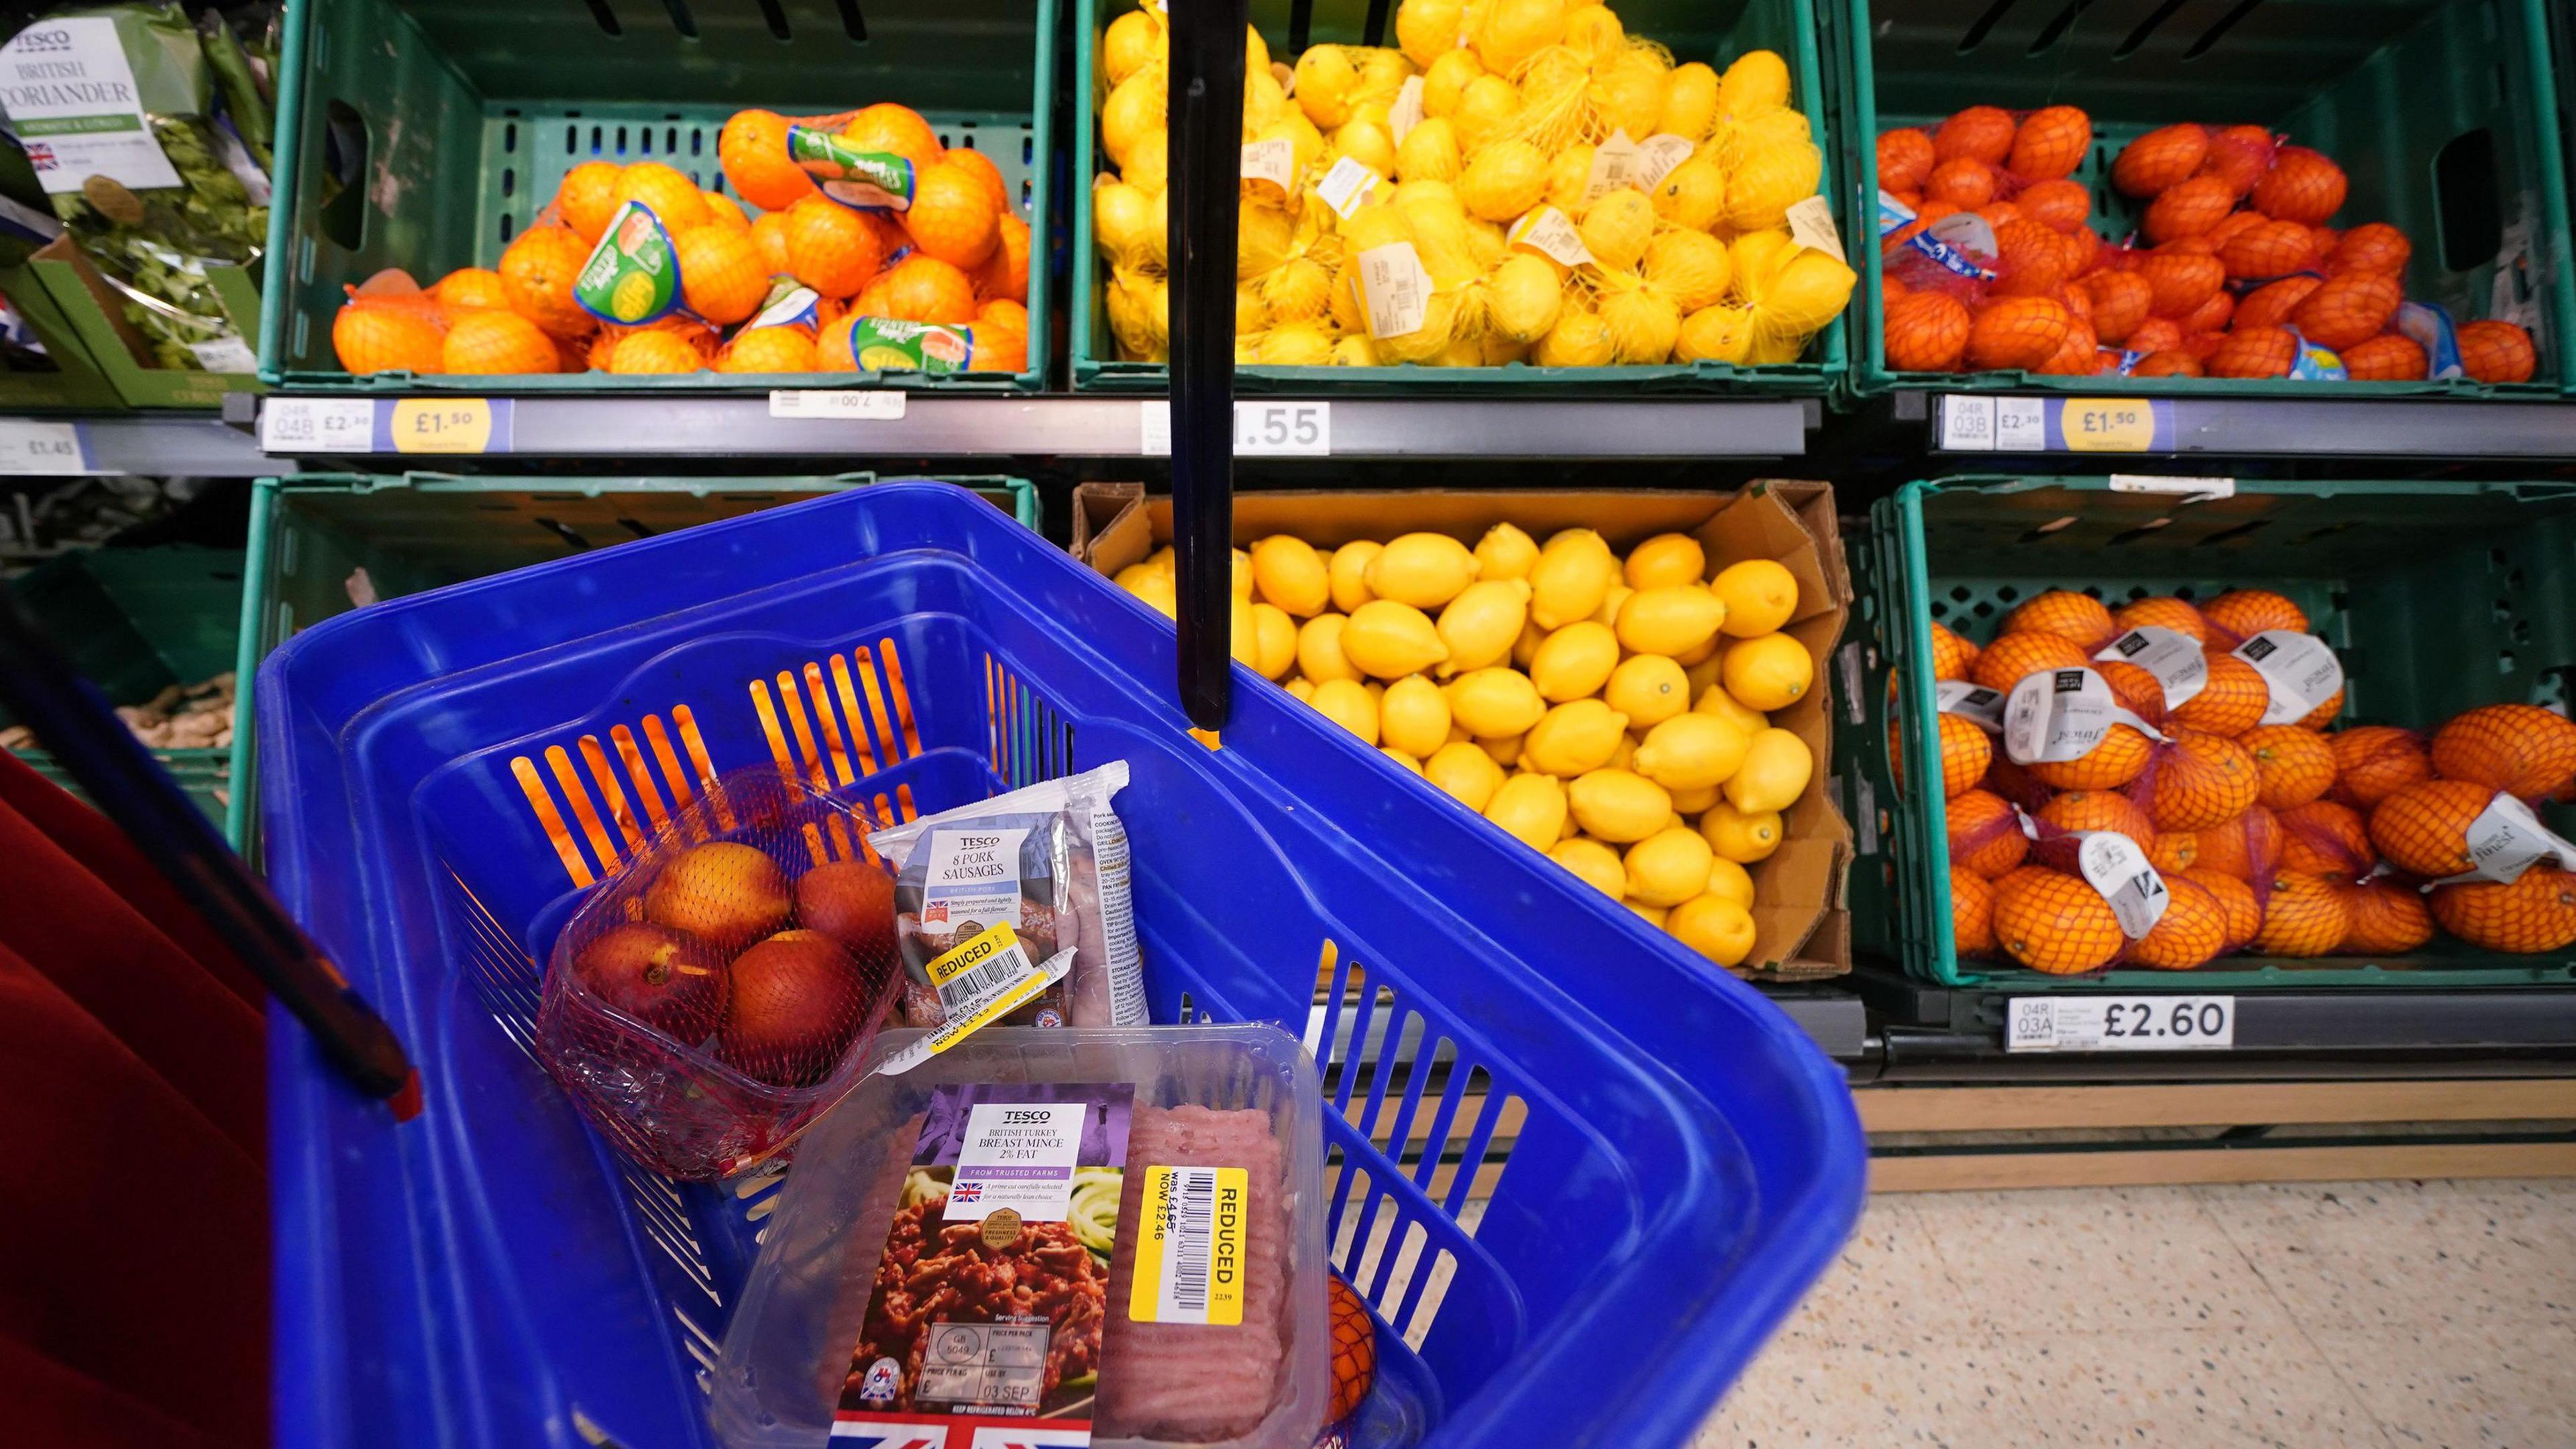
[
  {"x1": 0, "y1": 413, "x2": 274, "y2": 477},
  {"x1": 244, "y1": 393, "x2": 1820, "y2": 460},
  {"x1": 1906, "y1": 390, "x2": 2576, "y2": 458},
  {"x1": 1758, "y1": 983, "x2": 1870, "y2": 1061},
  {"x1": 1849, "y1": 962, "x2": 2576, "y2": 1080}
]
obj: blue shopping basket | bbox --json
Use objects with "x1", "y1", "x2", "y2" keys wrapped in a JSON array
[{"x1": 256, "y1": 480, "x2": 1865, "y2": 1449}]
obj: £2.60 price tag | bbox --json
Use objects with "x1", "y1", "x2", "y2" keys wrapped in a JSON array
[
  {"x1": 0, "y1": 419, "x2": 93, "y2": 474},
  {"x1": 2061, "y1": 397, "x2": 2157, "y2": 451},
  {"x1": 2008, "y1": 996, "x2": 2236, "y2": 1053}
]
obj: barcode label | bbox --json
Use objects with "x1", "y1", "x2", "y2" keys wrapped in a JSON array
[
  {"x1": 1129, "y1": 1165, "x2": 1247, "y2": 1326},
  {"x1": 1171, "y1": 1171, "x2": 1214, "y2": 1313},
  {"x1": 937, "y1": 952, "x2": 1031, "y2": 1012}
]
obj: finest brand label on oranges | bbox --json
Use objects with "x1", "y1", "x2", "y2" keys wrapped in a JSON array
[
  {"x1": 2232, "y1": 629, "x2": 2344, "y2": 724},
  {"x1": 2002, "y1": 666, "x2": 2160, "y2": 764},
  {"x1": 2440, "y1": 794, "x2": 2576, "y2": 886},
  {"x1": 574, "y1": 202, "x2": 680, "y2": 325},
  {"x1": 844, "y1": 317, "x2": 975, "y2": 374},
  {"x1": 2094, "y1": 625, "x2": 2207, "y2": 706},
  {"x1": 788, "y1": 125, "x2": 918, "y2": 211}
]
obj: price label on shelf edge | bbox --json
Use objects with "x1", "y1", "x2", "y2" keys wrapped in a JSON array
[
  {"x1": 390, "y1": 397, "x2": 506, "y2": 455},
  {"x1": 259, "y1": 398, "x2": 378, "y2": 453},
  {"x1": 0, "y1": 419, "x2": 98, "y2": 474},
  {"x1": 2006, "y1": 996, "x2": 2236, "y2": 1053},
  {"x1": 1139, "y1": 400, "x2": 1330, "y2": 458}
]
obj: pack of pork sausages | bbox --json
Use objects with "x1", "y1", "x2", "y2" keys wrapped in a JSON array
[{"x1": 711, "y1": 1026, "x2": 1330, "y2": 1449}]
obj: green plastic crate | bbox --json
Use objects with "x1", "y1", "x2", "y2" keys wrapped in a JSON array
[
  {"x1": 1069, "y1": 0, "x2": 1849, "y2": 394},
  {"x1": 1842, "y1": 474, "x2": 2576, "y2": 992},
  {"x1": 3, "y1": 546, "x2": 245, "y2": 826},
  {"x1": 0, "y1": 260, "x2": 130, "y2": 411},
  {"x1": 1840, "y1": 0, "x2": 2576, "y2": 398},
  {"x1": 260, "y1": 0, "x2": 1054, "y2": 392},
  {"x1": 225, "y1": 472, "x2": 1038, "y2": 849}
]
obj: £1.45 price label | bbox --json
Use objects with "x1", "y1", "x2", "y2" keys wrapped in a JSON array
[
  {"x1": 390, "y1": 397, "x2": 508, "y2": 454},
  {"x1": 2061, "y1": 397, "x2": 2159, "y2": 451},
  {"x1": 0, "y1": 419, "x2": 94, "y2": 474}
]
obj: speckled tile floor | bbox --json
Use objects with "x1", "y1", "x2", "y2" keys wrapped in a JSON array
[{"x1": 1694, "y1": 1180, "x2": 2576, "y2": 1448}]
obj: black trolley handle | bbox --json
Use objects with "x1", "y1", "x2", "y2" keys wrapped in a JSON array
[
  {"x1": 0, "y1": 588, "x2": 420, "y2": 1114},
  {"x1": 1166, "y1": 0, "x2": 1250, "y2": 731}
]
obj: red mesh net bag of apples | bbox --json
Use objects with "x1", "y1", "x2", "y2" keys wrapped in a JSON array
[{"x1": 535, "y1": 768, "x2": 906, "y2": 1179}]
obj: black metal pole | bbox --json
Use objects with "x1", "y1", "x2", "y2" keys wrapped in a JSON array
[
  {"x1": 0, "y1": 588, "x2": 419, "y2": 1112},
  {"x1": 1166, "y1": 0, "x2": 1249, "y2": 730}
]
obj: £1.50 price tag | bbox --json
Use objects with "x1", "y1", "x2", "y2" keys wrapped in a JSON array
[
  {"x1": 0, "y1": 419, "x2": 93, "y2": 474},
  {"x1": 390, "y1": 397, "x2": 505, "y2": 454},
  {"x1": 2008, "y1": 996, "x2": 2236, "y2": 1053},
  {"x1": 2061, "y1": 397, "x2": 2159, "y2": 451}
]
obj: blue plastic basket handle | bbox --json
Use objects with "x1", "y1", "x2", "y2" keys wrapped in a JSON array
[
  {"x1": 0, "y1": 586, "x2": 420, "y2": 1114},
  {"x1": 1167, "y1": 0, "x2": 1249, "y2": 731}
]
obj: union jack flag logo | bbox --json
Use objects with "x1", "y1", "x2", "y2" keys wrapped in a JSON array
[{"x1": 949, "y1": 1181, "x2": 983, "y2": 1204}]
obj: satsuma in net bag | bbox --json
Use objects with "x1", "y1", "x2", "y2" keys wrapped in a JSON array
[
  {"x1": 869, "y1": 762, "x2": 1148, "y2": 1031},
  {"x1": 535, "y1": 768, "x2": 907, "y2": 1180}
]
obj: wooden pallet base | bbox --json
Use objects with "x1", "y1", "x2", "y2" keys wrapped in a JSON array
[{"x1": 1858, "y1": 1077, "x2": 2576, "y2": 1191}]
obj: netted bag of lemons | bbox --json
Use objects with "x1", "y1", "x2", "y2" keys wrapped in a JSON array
[
  {"x1": 1089, "y1": 0, "x2": 1852, "y2": 368},
  {"x1": 1109, "y1": 514, "x2": 1835, "y2": 969}
]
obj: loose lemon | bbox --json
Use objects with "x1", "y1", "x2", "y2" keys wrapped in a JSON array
[
  {"x1": 1509, "y1": 617, "x2": 1547, "y2": 668},
  {"x1": 1625, "y1": 533, "x2": 1707, "y2": 590},
  {"x1": 1672, "y1": 633, "x2": 1721, "y2": 668},
  {"x1": 1699, "y1": 800, "x2": 1784, "y2": 862},
  {"x1": 1568, "y1": 767, "x2": 1674, "y2": 843},
  {"x1": 1609, "y1": 731, "x2": 1639, "y2": 771},
  {"x1": 1252, "y1": 602, "x2": 1297, "y2": 679},
  {"x1": 1550, "y1": 836, "x2": 1627, "y2": 898},
  {"x1": 1484, "y1": 771, "x2": 1568, "y2": 851},
  {"x1": 1625, "y1": 825, "x2": 1717, "y2": 908},
  {"x1": 1695, "y1": 683, "x2": 1770, "y2": 735},
  {"x1": 1724, "y1": 727, "x2": 1813, "y2": 814},
  {"x1": 1230, "y1": 594, "x2": 1259, "y2": 666},
  {"x1": 1631, "y1": 713, "x2": 1752, "y2": 792},
  {"x1": 1114, "y1": 561, "x2": 1161, "y2": 590},
  {"x1": 1425, "y1": 739, "x2": 1507, "y2": 811},
  {"x1": 1126, "y1": 570, "x2": 1178, "y2": 617},
  {"x1": 1446, "y1": 667, "x2": 1547, "y2": 738},
  {"x1": 1285, "y1": 678, "x2": 1316, "y2": 703},
  {"x1": 1381, "y1": 746, "x2": 1423, "y2": 773},
  {"x1": 1309, "y1": 678, "x2": 1380, "y2": 745},
  {"x1": 1366, "y1": 532, "x2": 1482, "y2": 608},
  {"x1": 1250, "y1": 535, "x2": 1331, "y2": 616},
  {"x1": 1522, "y1": 698, "x2": 1631, "y2": 777},
  {"x1": 1480, "y1": 731, "x2": 1525, "y2": 767},
  {"x1": 1712, "y1": 558, "x2": 1800, "y2": 637},
  {"x1": 1705, "y1": 857, "x2": 1756, "y2": 908},
  {"x1": 1329, "y1": 540, "x2": 1381, "y2": 612},
  {"x1": 1474, "y1": 521, "x2": 1540, "y2": 581},
  {"x1": 1297, "y1": 613, "x2": 1361, "y2": 684},
  {"x1": 1381, "y1": 674, "x2": 1454, "y2": 758},
  {"x1": 1625, "y1": 899, "x2": 1670, "y2": 928},
  {"x1": 1528, "y1": 529, "x2": 1615, "y2": 629},
  {"x1": 1668, "y1": 782, "x2": 1721, "y2": 815},
  {"x1": 1529, "y1": 621, "x2": 1619, "y2": 702},
  {"x1": 1340, "y1": 600, "x2": 1450, "y2": 678},
  {"x1": 1590, "y1": 581, "x2": 1633, "y2": 629},
  {"x1": 1723, "y1": 633, "x2": 1813, "y2": 711},
  {"x1": 1668, "y1": 893, "x2": 1758, "y2": 965},
  {"x1": 1436, "y1": 578, "x2": 1532, "y2": 676},
  {"x1": 1146, "y1": 545, "x2": 1177, "y2": 574},
  {"x1": 1605, "y1": 653, "x2": 1691, "y2": 728},
  {"x1": 1231, "y1": 548, "x2": 1255, "y2": 599},
  {"x1": 1617, "y1": 586, "x2": 1729, "y2": 657}
]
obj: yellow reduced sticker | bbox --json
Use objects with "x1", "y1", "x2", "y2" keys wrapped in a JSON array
[
  {"x1": 1128, "y1": 1165, "x2": 1248, "y2": 1326},
  {"x1": 390, "y1": 398, "x2": 494, "y2": 453},
  {"x1": 2061, "y1": 398, "x2": 2154, "y2": 451}
]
